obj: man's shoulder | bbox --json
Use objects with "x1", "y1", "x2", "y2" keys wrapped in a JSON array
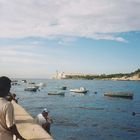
[
  {"x1": 36, "y1": 113, "x2": 46, "y2": 124},
  {"x1": 0, "y1": 98, "x2": 12, "y2": 105},
  {"x1": 37, "y1": 113, "x2": 42, "y2": 116},
  {"x1": 5, "y1": 100, "x2": 14, "y2": 110},
  {"x1": 0, "y1": 98, "x2": 13, "y2": 112},
  {"x1": 37, "y1": 113, "x2": 43, "y2": 119}
]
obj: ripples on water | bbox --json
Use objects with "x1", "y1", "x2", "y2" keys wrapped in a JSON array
[{"x1": 11, "y1": 79, "x2": 140, "y2": 140}]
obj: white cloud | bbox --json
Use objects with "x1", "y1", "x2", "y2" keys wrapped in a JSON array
[
  {"x1": 0, "y1": 44, "x2": 74, "y2": 78},
  {"x1": 0, "y1": 46, "x2": 41, "y2": 64},
  {"x1": 0, "y1": 0, "x2": 140, "y2": 41},
  {"x1": 0, "y1": 45, "x2": 65, "y2": 66}
]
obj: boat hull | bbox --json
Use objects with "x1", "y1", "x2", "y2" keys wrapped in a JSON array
[
  {"x1": 24, "y1": 87, "x2": 38, "y2": 92},
  {"x1": 71, "y1": 90, "x2": 88, "y2": 93},
  {"x1": 70, "y1": 89, "x2": 88, "y2": 93},
  {"x1": 104, "y1": 92, "x2": 133, "y2": 99},
  {"x1": 48, "y1": 92, "x2": 65, "y2": 96}
]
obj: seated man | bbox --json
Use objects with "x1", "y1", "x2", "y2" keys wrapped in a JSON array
[{"x1": 36, "y1": 108, "x2": 53, "y2": 134}]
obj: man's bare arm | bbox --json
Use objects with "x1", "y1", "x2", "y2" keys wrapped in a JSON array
[{"x1": 8, "y1": 124, "x2": 26, "y2": 140}]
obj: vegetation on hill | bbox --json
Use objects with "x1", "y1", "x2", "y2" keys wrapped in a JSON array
[
  {"x1": 65, "y1": 69, "x2": 140, "y2": 80},
  {"x1": 129, "y1": 69, "x2": 140, "y2": 77}
]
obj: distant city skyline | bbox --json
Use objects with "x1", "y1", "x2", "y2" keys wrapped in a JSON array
[{"x1": 0, "y1": 0, "x2": 140, "y2": 78}]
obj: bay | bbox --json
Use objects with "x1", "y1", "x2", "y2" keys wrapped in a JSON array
[{"x1": 11, "y1": 79, "x2": 140, "y2": 140}]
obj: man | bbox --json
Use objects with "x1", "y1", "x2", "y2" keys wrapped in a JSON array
[
  {"x1": 6, "y1": 93, "x2": 18, "y2": 103},
  {"x1": 0, "y1": 76, "x2": 26, "y2": 140},
  {"x1": 8, "y1": 93, "x2": 19, "y2": 103},
  {"x1": 36, "y1": 108, "x2": 53, "y2": 134}
]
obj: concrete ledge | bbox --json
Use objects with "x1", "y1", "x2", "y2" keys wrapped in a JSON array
[{"x1": 12, "y1": 101, "x2": 53, "y2": 140}]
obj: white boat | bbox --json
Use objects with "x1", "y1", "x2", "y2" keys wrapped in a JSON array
[
  {"x1": 70, "y1": 87, "x2": 88, "y2": 93},
  {"x1": 35, "y1": 82, "x2": 46, "y2": 89}
]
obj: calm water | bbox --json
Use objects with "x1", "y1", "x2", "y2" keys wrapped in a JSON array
[{"x1": 11, "y1": 79, "x2": 140, "y2": 140}]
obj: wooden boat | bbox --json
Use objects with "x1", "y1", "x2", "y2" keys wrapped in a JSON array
[
  {"x1": 70, "y1": 87, "x2": 88, "y2": 93},
  {"x1": 104, "y1": 92, "x2": 133, "y2": 99},
  {"x1": 48, "y1": 91, "x2": 65, "y2": 96}
]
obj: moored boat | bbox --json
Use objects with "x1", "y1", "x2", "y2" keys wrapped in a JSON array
[
  {"x1": 59, "y1": 86, "x2": 67, "y2": 90},
  {"x1": 48, "y1": 91, "x2": 65, "y2": 96},
  {"x1": 35, "y1": 82, "x2": 46, "y2": 89},
  {"x1": 24, "y1": 86, "x2": 38, "y2": 92},
  {"x1": 70, "y1": 87, "x2": 88, "y2": 93},
  {"x1": 104, "y1": 92, "x2": 133, "y2": 99}
]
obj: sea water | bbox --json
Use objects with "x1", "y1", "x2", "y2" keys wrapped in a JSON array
[{"x1": 11, "y1": 79, "x2": 140, "y2": 140}]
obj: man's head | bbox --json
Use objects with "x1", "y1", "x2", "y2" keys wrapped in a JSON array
[
  {"x1": 0, "y1": 76, "x2": 11, "y2": 97},
  {"x1": 12, "y1": 93, "x2": 16, "y2": 98},
  {"x1": 42, "y1": 108, "x2": 49, "y2": 118}
]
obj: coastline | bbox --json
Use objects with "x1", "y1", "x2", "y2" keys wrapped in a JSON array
[{"x1": 58, "y1": 69, "x2": 140, "y2": 81}]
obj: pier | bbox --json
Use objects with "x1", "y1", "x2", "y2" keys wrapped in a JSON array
[{"x1": 12, "y1": 101, "x2": 53, "y2": 140}]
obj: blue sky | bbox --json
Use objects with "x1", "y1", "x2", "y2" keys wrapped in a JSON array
[{"x1": 0, "y1": 0, "x2": 140, "y2": 78}]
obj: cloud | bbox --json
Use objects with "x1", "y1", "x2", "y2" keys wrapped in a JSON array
[
  {"x1": 0, "y1": 45, "x2": 66, "y2": 67},
  {"x1": 0, "y1": 44, "x2": 75, "y2": 78},
  {"x1": 0, "y1": 47, "x2": 43, "y2": 65},
  {"x1": 0, "y1": 0, "x2": 140, "y2": 41}
]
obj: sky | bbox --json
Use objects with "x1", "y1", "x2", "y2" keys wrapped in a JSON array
[{"x1": 0, "y1": 0, "x2": 140, "y2": 78}]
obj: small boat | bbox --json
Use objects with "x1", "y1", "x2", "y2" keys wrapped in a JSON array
[
  {"x1": 21, "y1": 80, "x2": 27, "y2": 83},
  {"x1": 48, "y1": 91, "x2": 65, "y2": 96},
  {"x1": 24, "y1": 86, "x2": 38, "y2": 92},
  {"x1": 59, "y1": 86, "x2": 67, "y2": 90},
  {"x1": 28, "y1": 82, "x2": 36, "y2": 85},
  {"x1": 11, "y1": 80, "x2": 20, "y2": 86},
  {"x1": 35, "y1": 82, "x2": 46, "y2": 89},
  {"x1": 70, "y1": 87, "x2": 88, "y2": 93},
  {"x1": 104, "y1": 92, "x2": 133, "y2": 99}
]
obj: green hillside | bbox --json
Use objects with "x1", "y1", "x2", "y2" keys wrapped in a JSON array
[{"x1": 65, "y1": 69, "x2": 140, "y2": 80}]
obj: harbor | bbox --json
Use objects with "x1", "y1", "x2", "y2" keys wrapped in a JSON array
[
  {"x1": 0, "y1": 0, "x2": 140, "y2": 140},
  {"x1": 11, "y1": 79, "x2": 140, "y2": 140}
]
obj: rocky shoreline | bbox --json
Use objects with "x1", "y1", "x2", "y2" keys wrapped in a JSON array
[{"x1": 111, "y1": 74, "x2": 140, "y2": 81}]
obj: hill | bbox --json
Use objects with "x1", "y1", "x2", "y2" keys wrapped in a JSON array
[
  {"x1": 111, "y1": 69, "x2": 140, "y2": 81},
  {"x1": 65, "y1": 69, "x2": 140, "y2": 81}
]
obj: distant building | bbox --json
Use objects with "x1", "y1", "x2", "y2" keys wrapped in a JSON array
[{"x1": 52, "y1": 71, "x2": 66, "y2": 79}]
